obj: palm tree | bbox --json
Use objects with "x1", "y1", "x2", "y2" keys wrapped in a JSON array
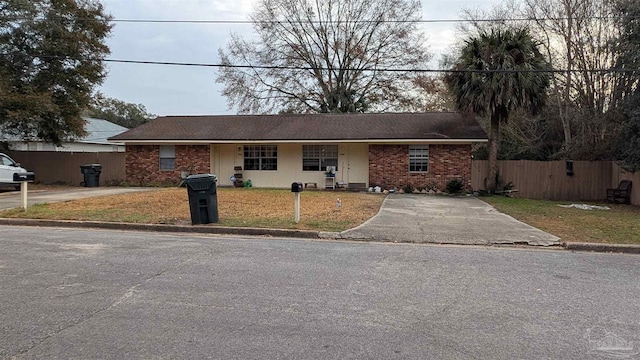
[{"x1": 445, "y1": 28, "x2": 551, "y2": 192}]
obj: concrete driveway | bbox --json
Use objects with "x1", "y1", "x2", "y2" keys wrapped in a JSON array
[
  {"x1": 0, "y1": 187, "x2": 157, "y2": 210},
  {"x1": 340, "y1": 194, "x2": 560, "y2": 246}
]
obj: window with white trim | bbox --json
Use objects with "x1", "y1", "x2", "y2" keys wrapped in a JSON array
[
  {"x1": 302, "y1": 145, "x2": 338, "y2": 171},
  {"x1": 244, "y1": 145, "x2": 278, "y2": 170},
  {"x1": 409, "y1": 145, "x2": 429, "y2": 172},
  {"x1": 159, "y1": 145, "x2": 175, "y2": 170}
]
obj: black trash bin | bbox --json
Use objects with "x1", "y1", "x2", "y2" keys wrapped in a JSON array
[
  {"x1": 185, "y1": 174, "x2": 219, "y2": 225},
  {"x1": 80, "y1": 164, "x2": 102, "y2": 187}
]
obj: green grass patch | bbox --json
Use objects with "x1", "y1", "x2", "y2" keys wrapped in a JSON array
[{"x1": 481, "y1": 196, "x2": 640, "y2": 244}]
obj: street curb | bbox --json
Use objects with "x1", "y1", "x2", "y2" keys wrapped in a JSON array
[
  {"x1": 2, "y1": 218, "x2": 639, "y2": 253},
  {"x1": 0, "y1": 218, "x2": 320, "y2": 239},
  {"x1": 563, "y1": 242, "x2": 640, "y2": 254}
]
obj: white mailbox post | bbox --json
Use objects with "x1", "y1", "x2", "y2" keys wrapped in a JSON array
[
  {"x1": 291, "y1": 182, "x2": 303, "y2": 223},
  {"x1": 13, "y1": 172, "x2": 35, "y2": 210}
]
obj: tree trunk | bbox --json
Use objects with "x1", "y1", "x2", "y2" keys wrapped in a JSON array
[
  {"x1": 487, "y1": 111, "x2": 501, "y2": 193},
  {"x1": 562, "y1": 0, "x2": 573, "y2": 154}
]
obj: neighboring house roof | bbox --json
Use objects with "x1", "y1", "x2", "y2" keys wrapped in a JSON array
[
  {"x1": 0, "y1": 117, "x2": 127, "y2": 145},
  {"x1": 110, "y1": 112, "x2": 488, "y2": 144},
  {"x1": 79, "y1": 118, "x2": 128, "y2": 145}
]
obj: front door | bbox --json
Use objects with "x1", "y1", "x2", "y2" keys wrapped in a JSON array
[{"x1": 346, "y1": 144, "x2": 369, "y2": 187}]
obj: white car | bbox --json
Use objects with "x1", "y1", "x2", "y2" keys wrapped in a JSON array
[{"x1": 0, "y1": 153, "x2": 28, "y2": 190}]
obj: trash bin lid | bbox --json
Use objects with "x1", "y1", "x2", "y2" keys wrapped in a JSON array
[
  {"x1": 186, "y1": 174, "x2": 218, "y2": 181},
  {"x1": 186, "y1": 174, "x2": 217, "y2": 191}
]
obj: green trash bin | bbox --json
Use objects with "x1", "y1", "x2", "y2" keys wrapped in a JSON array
[
  {"x1": 185, "y1": 174, "x2": 219, "y2": 224},
  {"x1": 80, "y1": 164, "x2": 102, "y2": 187}
]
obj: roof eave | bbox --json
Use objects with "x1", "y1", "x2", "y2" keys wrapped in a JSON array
[{"x1": 110, "y1": 138, "x2": 488, "y2": 145}]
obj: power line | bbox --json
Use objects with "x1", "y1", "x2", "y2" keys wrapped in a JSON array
[
  {"x1": 2, "y1": 15, "x2": 638, "y2": 25},
  {"x1": 107, "y1": 16, "x2": 639, "y2": 24},
  {"x1": 103, "y1": 58, "x2": 640, "y2": 74},
  {"x1": 1, "y1": 54, "x2": 637, "y2": 74}
]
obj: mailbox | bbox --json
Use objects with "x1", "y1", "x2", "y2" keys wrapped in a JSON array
[
  {"x1": 566, "y1": 160, "x2": 574, "y2": 176},
  {"x1": 13, "y1": 172, "x2": 35, "y2": 182},
  {"x1": 291, "y1": 182, "x2": 304, "y2": 192}
]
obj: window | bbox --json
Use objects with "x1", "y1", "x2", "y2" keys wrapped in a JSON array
[
  {"x1": 159, "y1": 145, "x2": 175, "y2": 170},
  {"x1": 1, "y1": 154, "x2": 16, "y2": 166},
  {"x1": 409, "y1": 145, "x2": 429, "y2": 172},
  {"x1": 244, "y1": 145, "x2": 278, "y2": 170},
  {"x1": 302, "y1": 145, "x2": 338, "y2": 171}
]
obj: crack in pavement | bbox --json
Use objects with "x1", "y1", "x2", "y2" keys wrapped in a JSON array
[{"x1": 11, "y1": 257, "x2": 196, "y2": 358}]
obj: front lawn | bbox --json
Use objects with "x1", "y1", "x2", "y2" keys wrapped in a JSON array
[
  {"x1": 482, "y1": 196, "x2": 640, "y2": 244},
  {"x1": 0, "y1": 188, "x2": 385, "y2": 232}
]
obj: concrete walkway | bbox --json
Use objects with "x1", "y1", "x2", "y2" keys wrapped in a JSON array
[
  {"x1": 0, "y1": 187, "x2": 157, "y2": 210},
  {"x1": 340, "y1": 194, "x2": 560, "y2": 246}
]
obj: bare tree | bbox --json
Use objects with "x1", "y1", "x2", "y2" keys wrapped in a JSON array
[
  {"x1": 522, "y1": 0, "x2": 636, "y2": 158},
  {"x1": 216, "y1": 0, "x2": 431, "y2": 114},
  {"x1": 408, "y1": 75, "x2": 456, "y2": 112}
]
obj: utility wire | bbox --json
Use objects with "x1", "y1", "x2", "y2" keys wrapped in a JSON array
[
  {"x1": 107, "y1": 16, "x2": 640, "y2": 24},
  {"x1": 1, "y1": 55, "x2": 638, "y2": 74},
  {"x1": 2, "y1": 15, "x2": 638, "y2": 25},
  {"x1": 99, "y1": 58, "x2": 640, "y2": 74}
]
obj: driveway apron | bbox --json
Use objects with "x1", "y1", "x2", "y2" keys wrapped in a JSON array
[
  {"x1": 0, "y1": 187, "x2": 156, "y2": 210},
  {"x1": 341, "y1": 194, "x2": 560, "y2": 246}
]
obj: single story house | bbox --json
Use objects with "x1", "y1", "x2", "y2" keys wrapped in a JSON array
[
  {"x1": 2, "y1": 117, "x2": 127, "y2": 152},
  {"x1": 109, "y1": 112, "x2": 488, "y2": 190}
]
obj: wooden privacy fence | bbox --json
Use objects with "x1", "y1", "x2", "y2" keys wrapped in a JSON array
[
  {"x1": 7, "y1": 151, "x2": 125, "y2": 186},
  {"x1": 611, "y1": 162, "x2": 640, "y2": 205},
  {"x1": 472, "y1": 160, "x2": 640, "y2": 205}
]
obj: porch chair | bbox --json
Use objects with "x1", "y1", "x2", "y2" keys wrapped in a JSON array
[{"x1": 606, "y1": 180, "x2": 632, "y2": 204}]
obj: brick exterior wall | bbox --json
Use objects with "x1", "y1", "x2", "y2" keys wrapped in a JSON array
[
  {"x1": 125, "y1": 145, "x2": 210, "y2": 185},
  {"x1": 369, "y1": 144, "x2": 472, "y2": 191}
]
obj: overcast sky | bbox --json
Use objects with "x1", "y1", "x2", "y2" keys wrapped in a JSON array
[{"x1": 99, "y1": 0, "x2": 500, "y2": 116}]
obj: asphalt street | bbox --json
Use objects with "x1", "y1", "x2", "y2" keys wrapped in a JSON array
[{"x1": 1, "y1": 226, "x2": 639, "y2": 359}]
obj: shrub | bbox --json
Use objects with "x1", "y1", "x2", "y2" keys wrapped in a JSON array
[
  {"x1": 503, "y1": 181, "x2": 515, "y2": 191},
  {"x1": 446, "y1": 178, "x2": 464, "y2": 194},
  {"x1": 402, "y1": 184, "x2": 414, "y2": 194}
]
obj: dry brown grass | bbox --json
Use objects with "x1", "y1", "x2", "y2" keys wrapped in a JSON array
[
  {"x1": 482, "y1": 196, "x2": 640, "y2": 244},
  {"x1": 0, "y1": 183, "x2": 70, "y2": 193},
  {"x1": 2, "y1": 188, "x2": 385, "y2": 231}
]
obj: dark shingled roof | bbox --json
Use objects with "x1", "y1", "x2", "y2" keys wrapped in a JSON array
[{"x1": 109, "y1": 112, "x2": 487, "y2": 142}]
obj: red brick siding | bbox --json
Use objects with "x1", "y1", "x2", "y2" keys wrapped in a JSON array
[
  {"x1": 369, "y1": 144, "x2": 472, "y2": 191},
  {"x1": 125, "y1": 145, "x2": 210, "y2": 185}
]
